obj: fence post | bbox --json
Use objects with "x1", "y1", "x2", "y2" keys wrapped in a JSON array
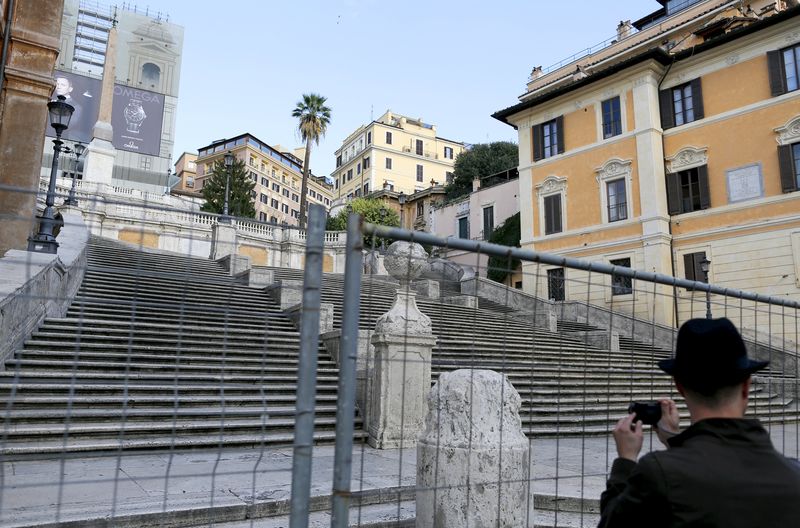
[
  {"x1": 288, "y1": 204, "x2": 325, "y2": 528},
  {"x1": 330, "y1": 213, "x2": 363, "y2": 528}
]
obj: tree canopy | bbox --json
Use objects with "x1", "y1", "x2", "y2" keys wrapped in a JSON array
[
  {"x1": 486, "y1": 212, "x2": 521, "y2": 283},
  {"x1": 326, "y1": 198, "x2": 400, "y2": 248},
  {"x1": 445, "y1": 142, "x2": 518, "y2": 199},
  {"x1": 200, "y1": 157, "x2": 256, "y2": 219},
  {"x1": 292, "y1": 93, "x2": 331, "y2": 228}
]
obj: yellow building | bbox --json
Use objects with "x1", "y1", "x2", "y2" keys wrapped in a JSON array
[
  {"x1": 195, "y1": 133, "x2": 334, "y2": 225},
  {"x1": 172, "y1": 152, "x2": 197, "y2": 193},
  {"x1": 494, "y1": 0, "x2": 800, "y2": 329},
  {"x1": 332, "y1": 110, "x2": 465, "y2": 199}
]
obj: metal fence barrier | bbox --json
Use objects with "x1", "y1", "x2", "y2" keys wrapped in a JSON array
[{"x1": 0, "y1": 194, "x2": 797, "y2": 528}]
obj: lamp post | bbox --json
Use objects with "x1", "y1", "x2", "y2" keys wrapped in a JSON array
[
  {"x1": 63, "y1": 142, "x2": 85, "y2": 206},
  {"x1": 700, "y1": 256, "x2": 712, "y2": 319},
  {"x1": 379, "y1": 207, "x2": 387, "y2": 252},
  {"x1": 28, "y1": 95, "x2": 74, "y2": 254},
  {"x1": 398, "y1": 191, "x2": 406, "y2": 229},
  {"x1": 221, "y1": 151, "x2": 234, "y2": 223}
]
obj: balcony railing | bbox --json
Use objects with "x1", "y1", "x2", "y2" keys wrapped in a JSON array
[{"x1": 401, "y1": 147, "x2": 439, "y2": 159}]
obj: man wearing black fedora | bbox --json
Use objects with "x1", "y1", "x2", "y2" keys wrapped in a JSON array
[{"x1": 599, "y1": 317, "x2": 800, "y2": 527}]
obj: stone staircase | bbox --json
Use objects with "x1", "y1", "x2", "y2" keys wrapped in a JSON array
[
  {"x1": 261, "y1": 266, "x2": 798, "y2": 435},
  {"x1": 0, "y1": 238, "x2": 364, "y2": 457}
]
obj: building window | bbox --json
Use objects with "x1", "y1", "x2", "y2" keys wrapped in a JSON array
[
  {"x1": 416, "y1": 139, "x2": 423, "y2": 156},
  {"x1": 292, "y1": 193, "x2": 299, "y2": 202},
  {"x1": 778, "y1": 142, "x2": 800, "y2": 193},
  {"x1": 446, "y1": 171, "x2": 454, "y2": 184},
  {"x1": 282, "y1": 203, "x2": 289, "y2": 214},
  {"x1": 363, "y1": 157, "x2": 370, "y2": 169},
  {"x1": 357, "y1": 162, "x2": 361, "y2": 175},
  {"x1": 336, "y1": 155, "x2": 342, "y2": 167},
  {"x1": 543, "y1": 194, "x2": 562, "y2": 235},
  {"x1": 354, "y1": 188, "x2": 361, "y2": 197},
  {"x1": 769, "y1": 43, "x2": 800, "y2": 96},
  {"x1": 141, "y1": 62, "x2": 160, "y2": 86},
  {"x1": 482, "y1": 206, "x2": 494, "y2": 238},
  {"x1": 363, "y1": 183, "x2": 369, "y2": 195},
  {"x1": 250, "y1": 190, "x2": 257, "y2": 199},
  {"x1": 261, "y1": 177, "x2": 268, "y2": 187},
  {"x1": 283, "y1": 189, "x2": 290, "y2": 198},
  {"x1": 347, "y1": 169, "x2": 353, "y2": 181},
  {"x1": 601, "y1": 96, "x2": 622, "y2": 139},
  {"x1": 386, "y1": 131, "x2": 392, "y2": 144},
  {"x1": 547, "y1": 268, "x2": 565, "y2": 301},
  {"x1": 417, "y1": 202, "x2": 424, "y2": 218},
  {"x1": 260, "y1": 193, "x2": 268, "y2": 204},
  {"x1": 683, "y1": 251, "x2": 708, "y2": 283},
  {"x1": 272, "y1": 183, "x2": 280, "y2": 192},
  {"x1": 416, "y1": 164, "x2": 423, "y2": 182},
  {"x1": 458, "y1": 216, "x2": 469, "y2": 239},
  {"x1": 271, "y1": 198, "x2": 279, "y2": 209},
  {"x1": 606, "y1": 179, "x2": 627, "y2": 222},
  {"x1": 291, "y1": 209, "x2": 299, "y2": 219},
  {"x1": 533, "y1": 117, "x2": 564, "y2": 161},
  {"x1": 660, "y1": 79, "x2": 704, "y2": 129},
  {"x1": 270, "y1": 215, "x2": 278, "y2": 223},
  {"x1": 610, "y1": 257, "x2": 632, "y2": 295},
  {"x1": 367, "y1": 131, "x2": 372, "y2": 144},
  {"x1": 666, "y1": 166, "x2": 710, "y2": 214},
  {"x1": 385, "y1": 157, "x2": 392, "y2": 170},
  {"x1": 444, "y1": 146, "x2": 454, "y2": 159}
]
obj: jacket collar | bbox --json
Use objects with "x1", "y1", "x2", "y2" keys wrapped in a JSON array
[{"x1": 667, "y1": 418, "x2": 772, "y2": 449}]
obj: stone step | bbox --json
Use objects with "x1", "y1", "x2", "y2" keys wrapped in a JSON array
[
  {"x1": 73, "y1": 291, "x2": 276, "y2": 315},
  {"x1": 28, "y1": 330, "x2": 305, "y2": 347},
  {"x1": 16, "y1": 349, "x2": 337, "y2": 367},
  {"x1": 21, "y1": 340, "x2": 304, "y2": 355},
  {"x1": 78, "y1": 280, "x2": 269, "y2": 305},
  {"x1": 67, "y1": 301, "x2": 283, "y2": 319},
  {"x1": 0, "y1": 381, "x2": 342, "y2": 397},
  {"x1": 0, "y1": 429, "x2": 367, "y2": 457},
  {"x1": 62, "y1": 310, "x2": 288, "y2": 329},
  {"x1": 1, "y1": 405, "x2": 338, "y2": 423},
  {"x1": 0, "y1": 371, "x2": 342, "y2": 385},
  {"x1": 7, "y1": 359, "x2": 340, "y2": 377},
  {"x1": 42, "y1": 317, "x2": 294, "y2": 335},
  {"x1": 4, "y1": 393, "x2": 343, "y2": 408}
]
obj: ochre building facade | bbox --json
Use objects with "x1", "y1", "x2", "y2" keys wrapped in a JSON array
[{"x1": 494, "y1": 0, "x2": 800, "y2": 330}]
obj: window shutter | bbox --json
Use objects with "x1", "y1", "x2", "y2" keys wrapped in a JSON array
[
  {"x1": 532, "y1": 125, "x2": 542, "y2": 162},
  {"x1": 690, "y1": 78, "x2": 704, "y2": 120},
  {"x1": 693, "y1": 252, "x2": 707, "y2": 284},
  {"x1": 659, "y1": 89, "x2": 674, "y2": 130},
  {"x1": 666, "y1": 172, "x2": 681, "y2": 215},
  {"x1": 683, "y1": 253, "x2": 696, "y2": 281},
  {"x1": 553, "y1": 195, "x2": 562, "y2": 233},
  {"x1": 778, "y1": 145, "x2": 797, "y2": 193},
  {"x1": 556, "y1": 115, "x2": 565, "y2": 154},
  {"x1": 697, "y1": 165, "x2": 711, "y2": 209},
  {"x1": 544, "y1": 197, "x2": 552, "y2": 234},
  {"x1": 767, "y1": 50, "x2": 786, "y2": 97}
]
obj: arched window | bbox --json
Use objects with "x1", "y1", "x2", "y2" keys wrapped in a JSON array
[{"x1": 142, "y1": 62, "x2": 160, "y2": 86}]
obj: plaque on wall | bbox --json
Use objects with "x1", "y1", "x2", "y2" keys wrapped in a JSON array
[{"x1": 726, "y1": 163, "x2": 763, "y2": 203}]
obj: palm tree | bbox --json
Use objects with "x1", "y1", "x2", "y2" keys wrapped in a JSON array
[{"x1": 292, "y1": 93, "x2": 331, "y2": 229}]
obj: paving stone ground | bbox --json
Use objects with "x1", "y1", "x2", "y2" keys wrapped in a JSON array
[{"x1": 2, "y1": 425, "x2": 797, "y2": 527}]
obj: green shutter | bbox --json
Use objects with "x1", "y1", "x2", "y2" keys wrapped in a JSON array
[
  {"x1": 697, "y1": 165, "x2": 711, "y2": 209},
  {"x1": 556, "y1": 115, "x2": 565, "y2": 154},
  {"x1": 666, "y1": 172, "x2": 681, "y2": 215},
  {"x1": 659, "y1": 89, "x2": 674, "y2": 130},
  {"x1": 690, "y1": 78, "x2": 704, "y2": 120},
  {"x1": 683, "y1": 253, "x2": 696, "y2": 281},
  {"x1": 767, "y1": 50, "x2": 787, "y2": 97},
  {"x1": 778, "y1": 144, "x2": 797, "y2": 193},
  {"x1": 532, "y1": 125, "x2": 542, "y2": 162}
]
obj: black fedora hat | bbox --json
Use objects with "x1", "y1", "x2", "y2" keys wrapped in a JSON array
[{"x1": 658, "y1": 318, "x2": 768, "y2": 391}]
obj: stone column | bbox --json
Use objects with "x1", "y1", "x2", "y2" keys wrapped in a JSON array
[
  {"x1": 367, "y1": 241, "x2": 436, "y2": 449},
  {"x1": 417, "y1": 369, "x2": 531, "y2": 528},
  {"x1": 210, "y1": 222, "x2": 237, "y2": 260},
  {"x1": 0, "y1": 1, "x2": 65, "y2": 254},
  {"x1": 82, "y1": 23, "x2": 117, "y2": 185}
]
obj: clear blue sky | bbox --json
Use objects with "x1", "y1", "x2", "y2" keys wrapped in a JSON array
[{"x1": 154, "y1": 1, "x2": 659, "y2": 177}]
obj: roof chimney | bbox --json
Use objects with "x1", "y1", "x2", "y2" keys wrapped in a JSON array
[{"x1": 617, "y1": 20, "x2": 633, "y2": 40}]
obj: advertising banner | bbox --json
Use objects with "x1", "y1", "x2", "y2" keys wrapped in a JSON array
[
  {"x1": 111, "y1": 84, "x2": 164, "y2": 156},
  {"x1": 48, "y1": 70, "x2": 165, "y2": 156}
]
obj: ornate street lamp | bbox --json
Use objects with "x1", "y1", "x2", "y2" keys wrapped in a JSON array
[
  {"x1": 379, "y1": 206, "x2": 388, "y2": 252},
  {"x1": 28, "y1": 95, "x2": 74, "y2": 254},
  {"x1": 63, "y1": 142, "x2": 85, "y2": 206},
  {"x1": 397, "y1": 192, "x2": 406, "y2": 229},
  {"x1": 221, "y1": 151, "x2": 234, "y2": 223},
  {"x1": 700, "y1": 256, "x2": 712, "y2": 319}
]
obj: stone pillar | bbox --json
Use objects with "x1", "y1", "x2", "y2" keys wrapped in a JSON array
[
  {"x1": 210, "y1": 222, "x2": 237, "y2": 260},
  {"x1": 0, "y1": 1, "x2": 65, "y2": 254},
  {"x1": 82, "y1": 23, "x2": 117, "y2": 185},
  {"x1": 417, "y1": 369, "x2": 531, "y2": 528},
  {"x1": 367, "y1": 241, "x2": 436, "y2": 449},
  {"x1": 322, "y1": 329, "x2": 375, "y2": 421},
  {"x1": 413, "y1": 279, "x2": 439, "y2": 299},
  {"x1": 266, "y1": 279, "x2": 304, "y2": 311}
]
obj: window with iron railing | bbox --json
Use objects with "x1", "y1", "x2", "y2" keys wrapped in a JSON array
[{"x1": 606, "y1": 178, "x2": 627, "y2": 222}]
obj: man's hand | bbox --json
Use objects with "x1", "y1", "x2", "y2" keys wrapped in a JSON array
[
  {"x1": 613, "y1": 413, "x2": 643, "y2": 462},
  {"x1": 656, "y1": 399, "x2": 680, "y2": 447}
]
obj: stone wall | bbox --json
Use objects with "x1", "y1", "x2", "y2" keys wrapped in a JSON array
[{"x1": 0, "y1": 208, "x2": 89, "y2": 364}]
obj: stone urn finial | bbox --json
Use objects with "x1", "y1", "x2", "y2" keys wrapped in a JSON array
[
  {"x1": 383, "y1": 241, "x2": 428, "y2": 286},
  {"x1": 375, "y1": 241, "x2": 432, "y2": 335}
]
